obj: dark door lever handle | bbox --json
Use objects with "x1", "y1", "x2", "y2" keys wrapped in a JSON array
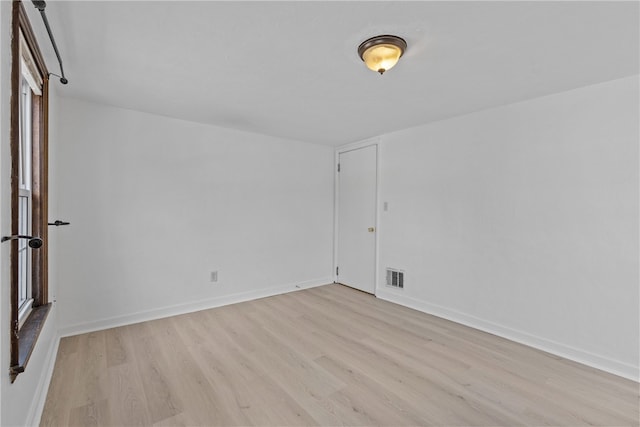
[
  {"x1": 48, "y1": 220, "x2": 70, "y2": 226},
  {"x1": 1, "y1": 235, "x2": 43, "y2": 248}
]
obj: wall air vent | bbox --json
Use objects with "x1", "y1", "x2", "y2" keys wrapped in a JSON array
[{"x1": 386, "y1": 268, "x2": 404, "y2": 289}]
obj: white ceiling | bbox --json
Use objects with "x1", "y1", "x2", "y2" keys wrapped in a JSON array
[{"x1": 26, "y1": 1, "x2": 639, "y2": 146}]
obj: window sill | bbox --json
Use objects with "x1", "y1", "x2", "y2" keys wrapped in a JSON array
[{"x1": 10, "y1": 303, "x2": 51, "y2": 383}]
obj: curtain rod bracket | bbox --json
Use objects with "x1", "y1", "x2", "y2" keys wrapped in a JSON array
[
  {"x1": 31, "y1": 0, "x2": 68, "y2": 85},
  {"x1": 32, "y1": 1, "x2": 46, "y2": 11}
]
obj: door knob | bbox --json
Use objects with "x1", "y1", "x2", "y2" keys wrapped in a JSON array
[{"x1": 368, "y1": 227, "x2": 375, "y2": 232}]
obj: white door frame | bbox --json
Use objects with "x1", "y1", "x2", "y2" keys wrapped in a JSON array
[{"x1": 333, "y1": 137, "x2": 381, "y2": 295}]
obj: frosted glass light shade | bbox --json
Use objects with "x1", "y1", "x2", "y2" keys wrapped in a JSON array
[{"x1": 358, "y1": 35, "x2": 407, "y2": 75}]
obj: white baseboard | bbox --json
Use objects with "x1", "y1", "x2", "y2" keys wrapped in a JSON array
[
  {"x1": 26, "y1": 329, "x2": 60, "y2": 426},
  {"x1": 59, "y1": 278, "x2": 332, "y2": 338},
  {"x1": 376, "y1": 288, "x2": 639, "y2": 382}
]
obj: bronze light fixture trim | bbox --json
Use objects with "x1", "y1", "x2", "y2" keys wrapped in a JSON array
[{"x1": 358, "y1": 34, "x2": 407, "y2": 75}]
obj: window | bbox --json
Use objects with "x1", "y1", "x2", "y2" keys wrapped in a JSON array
[
  {"x1": 9, "y1": 1, "x2": 51, "y2": 383},
  {"x1": 18, "y1": 73, "x2": 35, "y2": 326}
]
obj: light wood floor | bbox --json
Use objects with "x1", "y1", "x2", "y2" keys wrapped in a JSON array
[{"x1": 41, "y1": 284, "x2": 639, "y2": 426}]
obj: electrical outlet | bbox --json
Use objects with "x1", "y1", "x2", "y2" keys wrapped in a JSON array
[{"x1": 210, "y1": 271, "x2": 218, "y2": 283}]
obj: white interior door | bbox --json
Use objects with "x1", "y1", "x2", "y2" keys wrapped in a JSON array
[{"x1": 337, "y1": 145, "x2": 377, "y2": 294}]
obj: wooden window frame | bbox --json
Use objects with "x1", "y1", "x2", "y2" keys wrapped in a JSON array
[{"x1": 9, "y1": 0, "x2": 51, "y2": 383}]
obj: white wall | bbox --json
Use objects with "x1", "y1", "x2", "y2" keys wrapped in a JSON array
[
  {"x1": 55, "y1": 98, "x2": 334, "y2": 334},
  {"x1": 0, "y1": 3, "x2": 60, "y2": 425},
  {"x1": 377, "y1": 75, "x2": 639, "y2": 380}
]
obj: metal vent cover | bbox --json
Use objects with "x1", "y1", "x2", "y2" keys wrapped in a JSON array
[{"x1": 386, "y1": 268, "x2": 404, "y2": 289}]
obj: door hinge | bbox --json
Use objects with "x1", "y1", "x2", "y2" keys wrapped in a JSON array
[
  {"x1": 337, "y1": 163, "x2": 340, "y2": 172},
  {"x1": 336, "y1": 266, "x2": 339, "y2": 276}
]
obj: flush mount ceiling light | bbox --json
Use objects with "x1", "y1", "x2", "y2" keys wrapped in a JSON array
[{"x1": 358, "y1": 35, "x2": 407, "y2": 75}]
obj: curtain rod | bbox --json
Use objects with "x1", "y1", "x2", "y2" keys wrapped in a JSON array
[{"x1": 31, "y1": 0, "x2": 68, "y2": 85}]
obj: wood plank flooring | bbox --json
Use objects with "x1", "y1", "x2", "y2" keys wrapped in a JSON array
[{"x1": 41, "y1": 284, "x2": 639, "y2": 426}]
